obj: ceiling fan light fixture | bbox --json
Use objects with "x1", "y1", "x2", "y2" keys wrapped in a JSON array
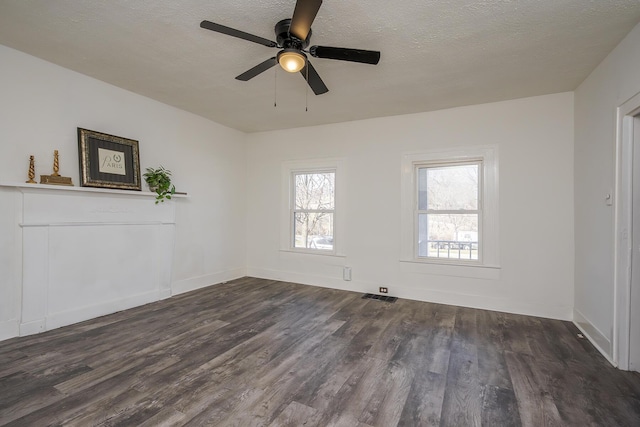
[
  {"x1": 277, "y1": 49, "x2": 306, "y2": 73},
  {"x1": 200, "y1": 0, "x2": 380, "y2": 95}
]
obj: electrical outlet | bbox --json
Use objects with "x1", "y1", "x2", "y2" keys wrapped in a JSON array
[
  {"x1": 379, "y1": 287, "x2": 388, "y2": 294},
  {"x1": 343, "y1": 267, "x2": 352, "y2": 281}
]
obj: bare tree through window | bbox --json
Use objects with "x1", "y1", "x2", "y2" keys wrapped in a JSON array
[{"x1": 293, "y1": 171, "x2": 335, "y2": 250}]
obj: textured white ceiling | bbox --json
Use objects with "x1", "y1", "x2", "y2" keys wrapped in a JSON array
[{"x1": 0, "y1": 1, "x2": 639, "y2": 132}]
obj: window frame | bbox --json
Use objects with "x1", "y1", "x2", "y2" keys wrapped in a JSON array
[
  {"x1": 290, "y1": 169, "x2": 336, "y2": 254},
  {"x1": 280, "y1": 158, "x2": 346, "y2": 257},
  {"x1": 415, "y1": 159, "x2": 483, "y2": 264},
  {"x1": 401, "y1": 146, "x2": 499, "y2": 270}
]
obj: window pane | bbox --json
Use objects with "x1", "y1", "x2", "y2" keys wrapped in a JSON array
[
  {"x1": 294, "y1": 212, "x2": 334, "y2": 250},
  {"x1": 418, "y1": 213, "x2": 478, "y2": 260},
  {"x1": 295, "y1": 172, "x2": 335, "y2": 210},
  {"x1": 418, "y1": 164, "x2": 478, "y2": 210}
]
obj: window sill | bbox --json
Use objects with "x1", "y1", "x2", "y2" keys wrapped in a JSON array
[
  {"x1": 279, "y1": 249, "x2": 347, "y2": 265},
  {"x1": 279, "y1": 249, "x2": 346, "y2": 259},
  {"x1": 399, "y1": 259, "x2": 501, "y2": 280}
]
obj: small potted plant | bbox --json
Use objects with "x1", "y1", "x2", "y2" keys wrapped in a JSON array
[{"x1": 143, "y1": 166, "x2": 176, "y2": 204}]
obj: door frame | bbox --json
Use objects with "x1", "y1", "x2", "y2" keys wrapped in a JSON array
[{"x1": 614, "y1": 91, "x2": 640, "y2": 370}]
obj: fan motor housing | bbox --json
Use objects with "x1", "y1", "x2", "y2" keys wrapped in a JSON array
[{"x1": 275, "y1": 18, "x2": 311, "y2": 49}]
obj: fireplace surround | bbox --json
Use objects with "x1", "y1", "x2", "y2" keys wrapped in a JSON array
[{"x1": 1, "y1": 183, "x2": 180, "y2": 336}]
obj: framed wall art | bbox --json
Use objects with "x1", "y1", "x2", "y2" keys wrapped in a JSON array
[{"x1": 78, "y1": 128, "x2": 141, "y2": 190}]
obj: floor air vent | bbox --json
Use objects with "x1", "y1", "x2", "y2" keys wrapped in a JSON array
[{"x1": 362, "y1": 293, "x2": 398, "y2": 303}]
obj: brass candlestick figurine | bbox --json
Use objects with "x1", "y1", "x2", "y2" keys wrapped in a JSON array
[
  {"x1": 40, "y1": 150, "x2": 73, "y2": 186},
  {"x1": 52, "y1": 149, "x2": 60, "y2": 176},
  {"x1": 26, "y1": 155, "x2": 37, "y2": 184}
]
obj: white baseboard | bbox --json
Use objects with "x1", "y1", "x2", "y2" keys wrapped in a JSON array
[
  {"x1": 402, "y1": 287, "x2": 572, "y2": 321},
  {"x1": 0, "y1": 319, "x2": 19, "y2": 341},
  {"x1": 46, "y1": 290, "x2": 161, "y2": 331},
  {"x1": 246, "y1": 268, "x2": 572, "y2": 321},
  {"x1": 5, "y1": 271, "x2": 247, "y2": 341},
  {"x1": 247, "y1": 267, "x2": 368, "y2": 293},
  {"x1": 19, "y1": 319, "x2": 45, "y2": 336},
  {"x1": 573, "y1": 308, "x2": 614, "y2": 366},
  {"x1": 171, "y1": 268, "x2": 246, "y2": 295}
]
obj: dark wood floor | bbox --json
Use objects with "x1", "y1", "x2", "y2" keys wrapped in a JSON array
[{"x1": 1, "y1": 277, "x2": 640, "y2": 426}]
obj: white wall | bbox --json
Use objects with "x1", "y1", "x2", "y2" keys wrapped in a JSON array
[
  {"x1": 0, "y1": 40, "x2": 581, "y2": 341},
  {"x1": 246, "y1": 92, "x2": 575, "y2": 320},
  {"x1": 0, "y1": 45, "x2": 247, "y2": 340},
  {"x1": 574, "y1": 22, "x2": 640, "y2": 360}
]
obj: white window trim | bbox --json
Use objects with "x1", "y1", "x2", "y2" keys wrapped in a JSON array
[
  {"x1": 290, "y1": 169, "x2": 336, "y2": 254},
  {"x1": 415, "y1": 159, "x2": 483, "y2": 264},
  {"x1": 401, "y1": 145, "x2": 499, "y2": 269},
  {"x1": 280, "y1": 158, "x2": 346, "y2": 257}
]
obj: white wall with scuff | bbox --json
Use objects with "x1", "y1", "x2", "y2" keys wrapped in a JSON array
[
  {"x1": 246, "y1": 92, "x2": 575, "y2": 320},
  {"x1": 574, "y1": 22, "x2": 640, "y2": 361},
  {"x1": 0, "y1": 45, "x2": 247, "y2": 341}
]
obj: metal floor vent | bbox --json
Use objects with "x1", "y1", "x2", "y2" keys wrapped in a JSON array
[{"x1": 362, "y1": 293, "x2": 398, "y2": 303}]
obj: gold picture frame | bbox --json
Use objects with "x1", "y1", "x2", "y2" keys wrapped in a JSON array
[{"x1": 78, "y1": 128, "x2": 141, "y2": 190}]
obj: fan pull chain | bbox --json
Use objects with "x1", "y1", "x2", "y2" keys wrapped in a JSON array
[
  {"x1": 274, "y1": 67, "x2": 277, "y2": 107},
  {"x1": 305, "y1": 63, "x2": 309, "y2": 112}
]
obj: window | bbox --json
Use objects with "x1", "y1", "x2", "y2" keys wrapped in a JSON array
[
  {"x1": 281, "y1": 158, "x2": 345, "y2": 256},
  {"x1": 292, "y1": 171, "x2": 335, "y2": 251},
  {"x1": 401, "y1": 146, "x2": 499, "y2": 270},
  {"x1": 416, "y1": 161, "x2": 481, "y2": 261}
]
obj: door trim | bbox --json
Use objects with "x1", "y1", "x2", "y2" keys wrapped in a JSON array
[{"x1": 614, "y1": 91, "x2": 640, "y2": 370}]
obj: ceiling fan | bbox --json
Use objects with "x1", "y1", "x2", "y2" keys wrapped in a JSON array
[{"x1": 200, "y1": 0, "x2": 381, "y2": 95}]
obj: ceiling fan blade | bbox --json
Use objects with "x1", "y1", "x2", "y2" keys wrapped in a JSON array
[
  {"x1": 290, "y1": 0, "x2": 322, "y2": 41},
  {"x1": 300, "y1": 61, "x2": 328, "y2": 95},
  {"x1": 200, "y1": 20, "x2": 277, "y2": 48},
  {"x1": 310, "y1": 46, "x2": 380, "y2": 64},
  {"x1": 235, "y1": 57, "x2": 278, "y2": 81}
]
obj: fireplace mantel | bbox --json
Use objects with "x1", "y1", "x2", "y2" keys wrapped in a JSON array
[
  {"x1": 0, "y1": 181, "x2": 188, "y2": 198},
  {"x1": 1, "y1": 182, "x2": 183, "y2": 336}
]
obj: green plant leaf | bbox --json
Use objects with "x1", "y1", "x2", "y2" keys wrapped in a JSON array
[{"x1": 144, "y1": 165, "x2": 175, "y2": 204}]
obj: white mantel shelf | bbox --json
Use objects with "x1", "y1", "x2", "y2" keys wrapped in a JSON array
[{"x1": 0, "y1": 182, "x2": 188, "y2": 198}]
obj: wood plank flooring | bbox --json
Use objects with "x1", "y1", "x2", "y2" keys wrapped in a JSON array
[{"x1": 1, "y1": 277, "x2": 640, "y2": 426}]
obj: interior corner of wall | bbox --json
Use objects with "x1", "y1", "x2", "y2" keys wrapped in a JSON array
[{"x1": 573, "y1": 308, "x2": 614, "y2": 366}]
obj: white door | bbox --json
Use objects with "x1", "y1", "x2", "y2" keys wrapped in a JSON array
[{"x1": 630, "y1": 115, "x2": 640, "y2": 372}]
